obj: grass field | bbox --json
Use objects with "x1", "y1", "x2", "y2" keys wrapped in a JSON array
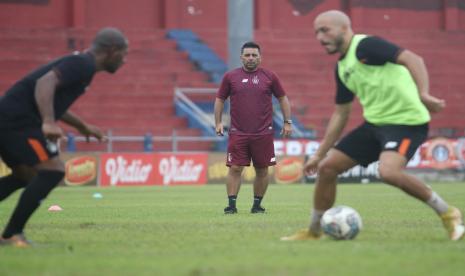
[{"x1": 1, "y1": 182, "x2": 465, "y2": 276}]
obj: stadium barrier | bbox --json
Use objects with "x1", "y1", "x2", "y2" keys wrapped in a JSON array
[
  {"x1": 66, "y1": 131, "x2": 225, "y2": 152},
  {"x1": 1, "y1": 138, "x2": 464, "y2": 186}
]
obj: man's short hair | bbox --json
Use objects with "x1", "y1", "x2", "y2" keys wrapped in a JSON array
[
  {"x1": 241, "y1": 41, "x2": 260, "y2": 54},
  {"x1": 92, "y1": 27, "x2": 128, "y2": 52}
]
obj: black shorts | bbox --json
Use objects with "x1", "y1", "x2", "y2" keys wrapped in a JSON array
[
  {"x1": 335, "y1": 122, "x2": 428, "y2": 167},
  {"x1": 0, "y1": 127, "x2": 59, "y2": 168}
]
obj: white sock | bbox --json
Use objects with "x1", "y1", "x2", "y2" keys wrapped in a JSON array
[
  {"x1": 426, "y1": 191, "x2": 449, "y2": 215},
  {"x1": 309, "y1": 209, "x2": 325, "y2": 233}
]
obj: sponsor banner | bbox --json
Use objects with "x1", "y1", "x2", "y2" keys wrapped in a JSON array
[
  {"x1": 274, "y1": 138, "x2": 465, "y2": 183},
  {"x1": 274, "y1": 139, "x2": 319, "y2": 157},
  {"x1": 1, "y1": 154, "x2": 98, "y2": 186},
  {"x1": 305, "y1": 160, "x2": 380, "y2": 183},
  {"x1": 62, "y1": 153, "x2": 98, "y2": 186},
  {"x1": 275, "y1": 138, "x2": 465, "y2": 170},
  {"x1": 154, "y1": 153, "x2": 208, "y2": 186},
  {"x1": 207, "y1": 154, "x2": 306, "y2": 184},
  {"x1": 408, "y1": 137, "x2": 462, "y2": 170},
  {"x1": 207, "y1": 152, "x2": 368, "y2": 184},
  {"x1": 207, "y1": 154, "x2": 269, "y2": 184},
  {"x1": 274, "y1": 156, "x2": 304, "y2": 184},
  {"x1": 100, "y1": 153, "x2": 156, "y2": 187},
  {"x1": 457, "y1": 138, "x2": 465, "y2": 169}
]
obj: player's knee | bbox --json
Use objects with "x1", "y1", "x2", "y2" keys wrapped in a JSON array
[
  {"x1": 254, "y1": 167, "x2": 268, "y2": 178},
  {"x1": 12, "y1": 165, "x2": 36, "y2": 183},
  {"x1": 229, "y1": 166, "x2": 243, "y2": 175},
  {"x1": 35, "y1": 156, "x2": 65, "y2": 173},
  {"x1": 317, "y1": 161, "x2": 340, "y2": 177},
  {"x1": 35, "y1": 170, "x2": 65, "y2": 200},
  {"x1": 378, "y1": 165, "x2": 398, "y2": 185}
]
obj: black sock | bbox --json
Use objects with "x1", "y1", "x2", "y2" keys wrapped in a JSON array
[
  {"x1": 253, "y1": 196, "x2": 263, "y2": 207},
  {"x1": 228, "y1": 195, "x2": 237, "y2": 208},
  {"x1": 2, "y1": 170, "x2": 64, "y2": 238},
  {"x1": 0, "y1": 174, "x2": 28, "y2": 201}
]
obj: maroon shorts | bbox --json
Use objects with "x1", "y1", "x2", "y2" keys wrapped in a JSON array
[{"x1": 226, "y1": 133, "x2": 276, "y2": 168}]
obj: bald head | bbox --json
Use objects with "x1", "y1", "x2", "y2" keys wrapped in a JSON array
[
  {"x1": 314, "y1": 10, "x2": 351, "y2": 28},
  {"x1": 314, "y1": 10, "x2": 353, "y2": 55},
  {"x1": 92, "y1": 27, "x2": 128, "y2": 52},
  {"x1": 90, "y1": 27, "x2": 128, "y2": 73}
]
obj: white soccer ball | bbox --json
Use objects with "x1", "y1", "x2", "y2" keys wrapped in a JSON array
[{"x1": 320, "y1": 205, "x2": 362, "y2": 240}]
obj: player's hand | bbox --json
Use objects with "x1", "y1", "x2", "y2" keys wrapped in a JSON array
[
  {"x1": 215, "y1": 123, "x2": 224, "y2": 136},
  {"x1": 421, "y1": 94, "x2": 446, "y2": 113},
  {"x1": 42, "y1": 122, "x2": 64, "y2": 142},
  {"x1": 78, "y1": 124, "x2": 107, "y2": 142},
  {"x1": 281, "y1": 123, "x2": 292, "y2": 137},
  {"x1": 303, "y1": 155, "x2": 324, "y2": 175}
]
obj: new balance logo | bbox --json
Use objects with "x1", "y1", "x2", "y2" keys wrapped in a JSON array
[{"x1": 385, "y1": 141, "x2": 398, "y2": 149}]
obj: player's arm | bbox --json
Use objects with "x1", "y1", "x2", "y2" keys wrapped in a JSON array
[
  {"x1": 214, "y1": 73, "x2": 231, "y2": 136},
  {"x1": 277, "y1": 96, "x2": 292, "y2": 137},
  {"x1": 214, "y1": 98, "x2": 225, "y2": 136},
  {"x1": 35, "y1": 70, "x2": 63, "y2": 141},
  {"x1": 396, "y1": 50, "x2": 445, "y2": 113},
  {"x1": 270, "y1": 72, "x2": 292, "y2": 137},
  {"x1": 60, "y1": 111, "x2": 86, "y2": 130},
  {"x1": 61, "y1": 111, "x2": 107, "y2": 142}
]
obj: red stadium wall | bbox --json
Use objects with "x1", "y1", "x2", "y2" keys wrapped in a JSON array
[
  {"x1": 83, "y1": 0, "x2": 165, "y2": 29},
  {"x1": 255, "y1": 0, "x2": 341, "y2": 29},
  {"x1": 163, "y1": 0, "x2": 227, "y2": 30},
  {"x1": 255, "y1": 0, "x2": 465, "y2": 31},
  {"x1": 0, "y1": 0, "x2": 71, "y2": 28},
  {"x1": 0, "y1": 0, "x2": 226, "y2": 31},
  {"x1": 1, "y1": 0, "x2": 465, "y2": 31}
]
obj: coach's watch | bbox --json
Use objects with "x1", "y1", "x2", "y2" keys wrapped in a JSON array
[{"x1": 284, "y1": 119, "x2": 293, "y2": 124}]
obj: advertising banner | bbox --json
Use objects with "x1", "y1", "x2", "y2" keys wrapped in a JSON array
[
  {"x1": 3, "y1": 136, "x2": 464, "y2": 187},
  {"x1": 2, "y1": 154, "x2": 98, "y2": 186},
  {"x1": 207, "y1": 154, "x2": 305, "y2": 184},
  {"x1": 99, "y1": 153, "x2": 208, "y2": 186},
  {"x1": 207, "y1": 154, "x2": 271, "y2": 184},
  {"x1": 274, "y1": 156, "x2": 305, "y2": 184},
  {"x1": 99, "y1": 153, "x2": 156, "y2": 187},
  {"x1": 274, "y1": 139, "x2": 319, "y2": 157},
  {"x1": 62, "y1": 153, "x2": 98, "y2": 186},
  {"x1": 154, "y1": 153, "x2": 208, "y2": 186},
  {"x1": 274, "y1": 138, "x2": 465, "y2": 170},
  {"x1": 274, "y1": 138, "x2": 465, "y2": 183},
  {"x1": 407, "y1": 137, "x2": 463, "y2": 170}
]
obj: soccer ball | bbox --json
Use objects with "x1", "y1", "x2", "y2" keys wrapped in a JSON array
[{"x1": 320, "y1": 205, "x2": 362, "y2": 240}]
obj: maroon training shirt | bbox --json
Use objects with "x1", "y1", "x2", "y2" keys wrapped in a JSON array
[{"x1": 217, "y1": 67, "x2": 286, "y2": 135}]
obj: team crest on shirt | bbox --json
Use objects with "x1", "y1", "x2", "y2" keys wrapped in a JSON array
[{"x1": 252, "y1": 75, "x2": 259, "y2": 84}]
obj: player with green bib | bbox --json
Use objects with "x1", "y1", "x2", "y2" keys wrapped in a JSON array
[{"x1": 282, "y1": 10, "x2": 464, "y2": 241}]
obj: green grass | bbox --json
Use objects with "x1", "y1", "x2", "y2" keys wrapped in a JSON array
[{"x1": 1, "y1": 183, "x2": 465, "y2": 276}]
